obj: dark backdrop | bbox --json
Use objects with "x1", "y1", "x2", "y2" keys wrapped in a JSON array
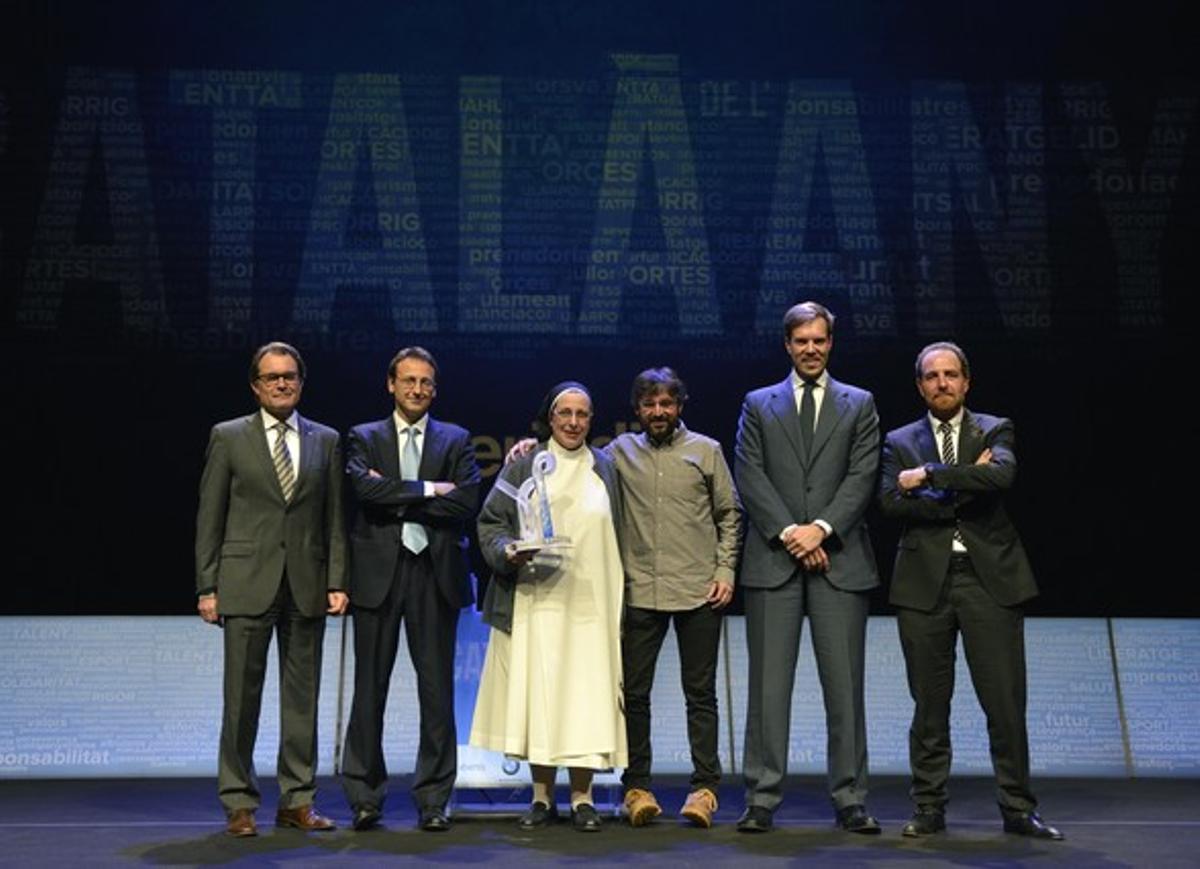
[{"x1": 1, "y1": 1, "x2": 1194, "y2": 616}]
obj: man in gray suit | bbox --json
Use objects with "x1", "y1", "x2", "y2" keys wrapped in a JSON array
[
  {"x1": 734, "y1": 301, "x2": 881, "y2": 834},
  {"x1": 878, "y1": 341, "x2": 1062, "y2": 840},
  {"x1": 195, "y1": 342, "x2": 348, "y2": 837}
]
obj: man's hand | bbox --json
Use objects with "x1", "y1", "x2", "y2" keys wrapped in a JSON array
[
  {"x1": 505, "y1": 438, "x2": 537, "y2": 465},
  {"x1": 898, "y1": 466, "x2": 928, "y2": 491},
  {"x1": 975, "y1": 448, "x2": 993, "y2": 465},
  {"x1": 706, "y1": 580, "x2": 734, "y2": 609},
  {"x1": 327, "y1": 591, "x2": 349, "y2": 615},
  {"x1": 801, "y1": 546, "x2": 830, "y2": 573},
  {"x1": 368, "y1": 468, "x2": 383, "y2": 478},
  {"x1": 783, "y1": 523, "x2": 826, "y2": 558},
  {"x1": 197, "y1": 593, "x2": 219, "y2": 624},
  {"x1": 432, "y1": 481, "x2": 457, "y2": 496}
]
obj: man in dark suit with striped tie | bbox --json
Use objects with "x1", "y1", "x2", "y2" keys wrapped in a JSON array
[
  {"x1": 878, "y1": 341, "x2": 1062, "y2": 841},
  {"x1": 340, "y1": 347, "x2": 480, "y2": 832},
  {"x1": 195, "y1": 341, "x2": 349, "y2": 837}
]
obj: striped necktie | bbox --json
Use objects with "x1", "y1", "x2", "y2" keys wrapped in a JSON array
[
  {"x1": 272, "y1": 421, "x2": 295, "y2": 502},
  {"x1": 938, "y1": 421, "x2": 965, "y2": 547}
]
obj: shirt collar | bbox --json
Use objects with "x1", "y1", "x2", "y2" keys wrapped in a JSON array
[
  {"x1": 790, "y1": 368, "x2": 829, "y2": 391},
  {"x1": 394, "y1": 410, "x2": 428, "y2": 435},
  {"x1": 261, "y1": 409, "x2": 298, "y2": 432},
  {"x1": 927, "y1": 408, "x2": 964, "y2": 434}
]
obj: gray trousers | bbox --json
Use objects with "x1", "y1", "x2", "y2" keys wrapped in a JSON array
[
  {"x1": 218, "y1": 579, "x2": 326, "y2": 813},
  {"x1": 742, "y1": 572, "x2": 870, "y2": 812}
]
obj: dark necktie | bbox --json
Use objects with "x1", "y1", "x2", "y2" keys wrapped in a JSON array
[
  {"x1": 272, "y1": 421, "x2": 295, "y2": 502},
  {"x1": 799, "y1": 379, "x2": 816, "y2": 455}
]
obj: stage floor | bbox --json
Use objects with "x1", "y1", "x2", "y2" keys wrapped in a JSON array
[{"x1": 0, "y1": 775, "x2": 1196, "y2": 867}]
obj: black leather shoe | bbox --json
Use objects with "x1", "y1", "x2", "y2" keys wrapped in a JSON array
[
  {"x1": 736, "y1": 806, "x2": 774, "y2": 833},
  {"x1": 418, "y1": 807, "x2": 451, "y2": 832},
  {"x1": 1002, "y1": 812, "x2": 1064, "y2": 841},
  {"x1": 902, "y1": 809, "x2": 946, "y2": 837},
  {"x1": 836, "y1": 804, "x2": 881, "y2": 834},
  {"x1": 352, "y1": 806, "x2": 382, "y2": 831},
  {"x1": 518, "y1": 801, "x2": 559, "y2": 830},
  {"x1": 572, "y1": 803, "x2": 603, "y2": 832}
]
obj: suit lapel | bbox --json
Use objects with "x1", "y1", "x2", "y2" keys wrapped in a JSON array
[
  {"x1": 914, "y1": 418, "x2": 941, "y2": 465},
  {"x1": 419, "y1": 418, "x2": 444, "y2": 479},
  {"x1": 765, "y1": 379, "x2": 807, "y2": 466},
  {"x1": 246, "y1": 412, "x2": 287, "y2": 504},
  {"x1": 958, "y1": 409, "x2": 985, "y2": 463},
  {"x1": 809, "y1": 376, "x2": 845, "y2": 464},
  {"x1": 379, "y1": 416, "x2": 401, "y2": 480},
  {"x1": 293, "y1": 414, "x2": 318, "y2": 500}
]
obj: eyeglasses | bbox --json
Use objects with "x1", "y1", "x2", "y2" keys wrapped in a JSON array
[
  {"x1": 553, "y1": 408, "x2": 592, "y2": 423},
  {"x1": 257, "y1": 372, "x2": 301, "y2": 384},
  {"x1": 396, "y1": 376, "x2": 436, "y2": 391}
]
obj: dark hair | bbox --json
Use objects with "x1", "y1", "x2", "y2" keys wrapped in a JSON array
[
  {"x1": 630, "y1": 367, "x2": 688, "y2": 408},
  {"x1": 388, "y1": 346, "x2": 439, "y2": 380},
  {"x1": 914, "y1": 341, "x2": 971, "y2": 380},
  {"x1": 532, "y1": 381, "x2": 592, "y2": 440},
  {"x1": 782, "y1": 301, "x2": 835, "y2": 338},
  {"x1": 249, "y1": 341, "x2": 305, "y2": 383}
]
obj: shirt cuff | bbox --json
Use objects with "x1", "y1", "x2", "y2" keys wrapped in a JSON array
[
  {"x1": 813, "y1": 519, "x2": 833, "y2": 537},
  {"x1": 423, "y1": 481, "x2": 434, "y2": 497},
  {"x1": 779, "y1": 523, "x2": 798, "y2": 542},
  {"x1": 712, "y1": 567, "x2": 736, "y2": 586}
]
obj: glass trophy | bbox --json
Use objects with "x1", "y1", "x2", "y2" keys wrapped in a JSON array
[{"x1": 494, "y1": 450, "x2": 572, "y2": 556}]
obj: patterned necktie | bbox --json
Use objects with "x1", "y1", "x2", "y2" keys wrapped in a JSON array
[
  {"x1": 272, "y1": 421, "x2": 295, "y2": 502},
  {"x1": 799, "y1": 379, "x2": 816, "y2": 455},
  {"x1": 400, "y1": 427, "x2": 428, "y2": 554},
  {"x1": 939, "y1": 421, "x2": 965, "y2": 547}
]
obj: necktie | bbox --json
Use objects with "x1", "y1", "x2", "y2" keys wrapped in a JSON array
[
  {"x1": 401, "y1": 427, "x2": 428, "y2": 554},
  {"x1": 799, "y1": 379, "x2": 816, "y2": 455},
  {"x1": 272, "y1": 421, "x2": 295, "y2": 502},
  {"x1": 938, "y1": 421, "x2": 965, "y2": 547}
]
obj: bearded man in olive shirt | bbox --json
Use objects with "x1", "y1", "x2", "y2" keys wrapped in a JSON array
[{"x1": 611, "y1": 368, "x2": 742, "y2": 829}]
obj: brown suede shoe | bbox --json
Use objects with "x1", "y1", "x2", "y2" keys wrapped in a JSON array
[
  {"x1": 623, "y1": 788, "x2": 662, "y2": 827},
  {"x1": 680, "y1": 789, "x2": 718, "y2": 828},
  {"x1": 226, "y1": 808, "x2": 257, "y2": 837},
  {"x1": 275, "y1": 804, "x2": 336, "y2": 831}
]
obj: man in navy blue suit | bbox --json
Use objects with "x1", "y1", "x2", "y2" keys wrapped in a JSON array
[{"x1": 340, "y1": 347, "x2": 480, "y2": 832}]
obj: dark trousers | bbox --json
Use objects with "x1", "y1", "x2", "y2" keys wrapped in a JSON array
[
  {"x1": 621, "y1": 603, "x2": 723, "y2": 794},
  {"x1": 341, "y1": 549, "x2": 459, "y2": 813},
  {"x1": 219, "y1": 578, "x2": 326, "y2": 813},
  {"x1": 897, "y1": 555, "x2": 1036, "y2": 815}
]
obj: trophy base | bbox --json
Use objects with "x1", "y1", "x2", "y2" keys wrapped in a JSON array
[{"x1": 508, "y1": 536, "x2": 573, "y2": 554}]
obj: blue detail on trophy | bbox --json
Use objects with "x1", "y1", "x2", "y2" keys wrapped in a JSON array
[{"x1": 493, "y1": 450, "x2": 573, "y2": 556}]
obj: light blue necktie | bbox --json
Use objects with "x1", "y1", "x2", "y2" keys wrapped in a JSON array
[{"x1": 401, "y1": 426, "x2": 428, "y2": 554}]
